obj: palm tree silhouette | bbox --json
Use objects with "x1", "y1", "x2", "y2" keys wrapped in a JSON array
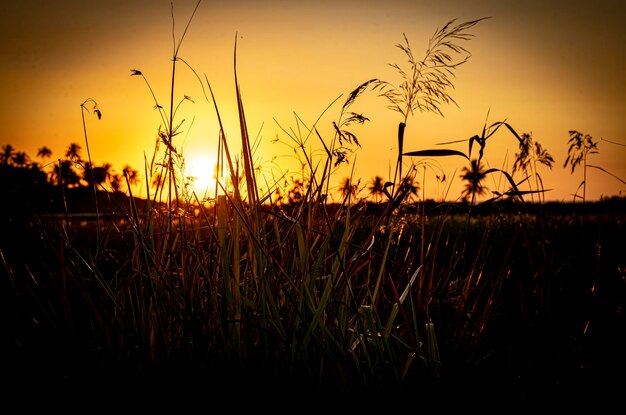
[
  {"x1": 400, "y1": 175, "x2": 420, "y2": 202},
  {"x1": 35, "y1": 146, "x2": 53, "y2": 181},
  {"x1": 65, "y1": 142, "x2": 83, "y2": 162},
  {"x1": 1, "y1": 144, "x2": 15, "y2": 165},
  {"x1": 52, "y1": 160, "x2": 81, "y2": 188},
  {"x1": 367, "y1": 175, "x2": 386, "y2": 203},
  {"x1": 12, "y1": 151, "x2": 29, "y2": 167},
  {"x1": 63, "y1": 143, "x2": 84, "y2": 188},
  {"x1": 339, "y1": 177, "x2": 359, "y2": 201},
  {"x1": 37, "y1": 146, "x2": 53, "y2": 161},
  {"x1": 110, "y1": 174, "x2": 122, "y2": 193},
  {"x1": 460, "y1": 159, "x2": 488, "y2": 204},
  {"x1": 84, "y1": 162, "x2": 112, "y2": 188}
]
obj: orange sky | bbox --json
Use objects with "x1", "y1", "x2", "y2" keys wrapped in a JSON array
[{"x1": 1, "y1": 0, "x2": 625, "y2": 203}]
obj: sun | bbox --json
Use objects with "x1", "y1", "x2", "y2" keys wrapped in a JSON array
[{"x1": 183, "y1": 153, "x2": 219, "y2": 198}]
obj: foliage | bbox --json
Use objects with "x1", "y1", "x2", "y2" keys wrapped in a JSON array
[{"x1": 460, "y1": 158, "x2": 488, "y2": 203}]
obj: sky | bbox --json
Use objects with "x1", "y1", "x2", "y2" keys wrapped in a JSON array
[{"x1": 1, "y1": 0, "x2": 625, "y2": 203}]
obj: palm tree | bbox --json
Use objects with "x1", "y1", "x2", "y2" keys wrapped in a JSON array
[
  {"x1": 368, "y1": 175, "x2": 386, "y2": 203},
  {"x1": 35, "y1": 146, "x2": 54, "y2": 182},
  {"x1": 85, "y1": 162, "x2": 112, "y2": 188},
  {"x1": 63, "y1": 143, "x2": 83, "y2": 188},
  {"x1": 109, "y1": 174, "x2": 122, "y2": 193},
  {"x1": 1, "y1": 144, "x2": 15, "y2": 165},
  {"x1": 52, "y1": 160, "x2": 81, "y2": 188},
  {"x1": 37, "y1": 146, "x2": 53, "y2": 161},
  {"x1": 460, "y1": 159, "x2": 488, "y2": 204},
  {"x1": 400, "y1": 175, "x2": 420, "y2": 202},
  {"x1": 339, "y1": 177, "x2": 359, "y2": 202},
  {"x1": 65, "y1": 142, "x2": 82, "y2": 162},
  {"x1": 12, "y1": 151, "x2": 29, "y2": 167}
]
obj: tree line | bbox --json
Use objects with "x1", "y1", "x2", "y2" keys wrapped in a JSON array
[{"x1": 1, "y1": 142, "x2": 140, "y2": 193}]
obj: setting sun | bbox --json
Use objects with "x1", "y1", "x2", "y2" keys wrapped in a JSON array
[{"x1": 183, "y1": 153, "x2": 219, "y2": 198}]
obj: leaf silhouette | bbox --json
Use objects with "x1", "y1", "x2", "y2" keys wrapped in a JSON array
[
  {"x1": 484, "y1": 167, "x2": 525, "y2": 202},
  {"x1": 501, "y1": 122, "x2": 523, "y2": 144},
  {"x1": 403, "y1": 149, "x2": 468, "y2": 159},
  {"x1": 468, "y1": 134, "x2": 482, "y2": 159}
]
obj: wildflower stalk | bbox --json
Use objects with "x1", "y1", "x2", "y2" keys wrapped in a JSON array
[{"x1": 80, "y1": 98, "x2": 102, "y2": 252}]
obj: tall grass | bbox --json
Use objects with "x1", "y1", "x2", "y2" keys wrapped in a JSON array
[
  {"x1": 9, "y1": 7, "x2": 507, "y2": 390},
  {"x1": 3, "y1": 4, "x2": 624, "y2": 405}
]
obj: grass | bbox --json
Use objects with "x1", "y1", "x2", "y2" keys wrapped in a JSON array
[
  {"x1": 2, "y1": 197, "x2": 625, "y2": 407},
  {"x1": 1, "y1": 3, "x2": 625, "y2": 409}
]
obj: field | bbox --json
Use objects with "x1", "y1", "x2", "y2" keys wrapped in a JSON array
[
  {"x1": 1, "y1": 11, "x2": 625, "y2": 410},
  {"x1": 1, "y1": 190, "x2": 625, "y2": 408}
]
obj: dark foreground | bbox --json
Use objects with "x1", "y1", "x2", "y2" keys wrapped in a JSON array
[{"x1": 1, "y1": 197, "x2": 625, "y2": 410}]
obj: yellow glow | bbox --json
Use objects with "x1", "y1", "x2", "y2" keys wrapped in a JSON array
[
  {"x1": 183, "y1": 152, "x2": 219, "y2": 199},
  {"x1": 1, "y1": 1, "x2": 625, "y2": 202}
]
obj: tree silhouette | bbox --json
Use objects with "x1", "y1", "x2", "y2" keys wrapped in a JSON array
[
  {"x1": 339, "y1": 177, "x2": 359, "y2": 201},
  {"x1": 37, "y1": 146, "x2": 53, "y2": 161},
  {"x1": 52, "y1": 159, "x2": 81, "y2": 188},
  {"x1": 1, "y1": 144, "x2": 15, "y2": 165},
  {"x1": 399, "y1": 175, "x2": 420, "y2": 202},
  {"x1": 62, "y1": 142, "x2": 84, "y2": 188},
  {"x1": 84, "y1": 162, "x2": 112, "y2": 188},
  {"x1": 368, "y1": 175, "x2": 386, "y2": 203},
  {"x1": 65, "y1": 142, "x2": 83, "y2": 162},
  {"x1": 110, "y1": 174, "x2": 122, "y2": 193},
  {"x1": 460, "y1": 159, "x2": 488, "y2": 204},
  {"x1": 35, "y1": 146, "x2": 53, "y2": 181},
  {"x1": 12, "y1": 151, "x2": 29, "y2": 168}
]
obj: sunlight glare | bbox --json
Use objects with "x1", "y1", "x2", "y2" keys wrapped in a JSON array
[{"x1": 184, "y1": 153, "x2": 218, "y2": 198}]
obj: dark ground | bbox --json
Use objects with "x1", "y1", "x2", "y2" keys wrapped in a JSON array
[{"x1": 1, "y1": 193, "x2": 625, "y2": 410}]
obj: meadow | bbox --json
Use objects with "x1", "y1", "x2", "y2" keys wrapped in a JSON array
[
  {"x1": 2, "y1": 187, "x2": 625, "y2": 408},
  {"x1": 1, "y1": 7, "x2": 625, "y2": 408}
]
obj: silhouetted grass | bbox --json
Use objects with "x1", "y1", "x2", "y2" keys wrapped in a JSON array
[{"x1": 1, "y1": 3, "x2": 625, "y2": 409}]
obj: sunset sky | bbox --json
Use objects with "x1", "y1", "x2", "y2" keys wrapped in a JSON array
[{"x1": 1, "y1": 0, "x2": 625, "y2": 202}]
